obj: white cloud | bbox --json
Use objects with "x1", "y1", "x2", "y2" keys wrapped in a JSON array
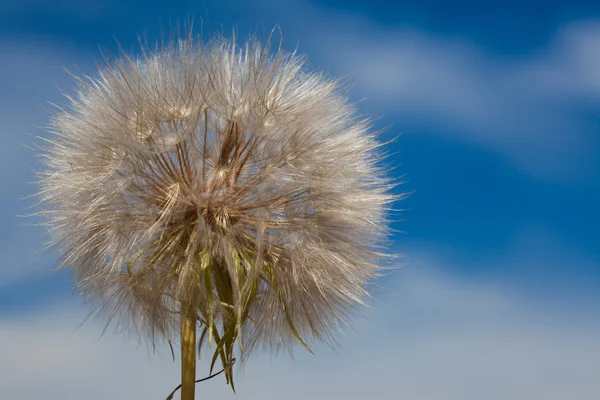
[
  {"x1": 1, "y1": 262, "x2": 598, "y2": 400},
  {"x1": 540, "y1": 20, "x2": 600, "y2": 99},
  {"x1": 314, "y1": 21, "x2": 600, "y2": 181}
]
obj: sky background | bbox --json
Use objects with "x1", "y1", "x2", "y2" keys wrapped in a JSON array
[{"x1": 1, "y1": 0, "x2": 599, "y2": 399}]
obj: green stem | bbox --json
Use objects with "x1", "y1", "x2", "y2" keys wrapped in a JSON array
[{"x1": 180, "y1": 304, "x2": 197, "y2": 400}]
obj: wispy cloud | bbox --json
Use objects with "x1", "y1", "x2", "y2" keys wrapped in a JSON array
[
  {"x1": 1, "y1": 257, "x2": 598, "y2": 400},
  {"x1": 319, "y1": 21, "x2": 600, "y2": 181}
]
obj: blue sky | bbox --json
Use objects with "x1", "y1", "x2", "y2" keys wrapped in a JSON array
[{"x1": 1, "y1": 0, "x2": 599, "y2": 399}]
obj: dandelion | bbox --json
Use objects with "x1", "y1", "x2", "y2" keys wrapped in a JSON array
[{"x1": 36, "y1": 28, "x2": 397, "y2": 399}]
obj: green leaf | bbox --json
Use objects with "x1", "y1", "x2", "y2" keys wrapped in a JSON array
[
  {"x1": 202, "y1": 256, "x2": 214, "y2": 346},
  {"x1": 281, "y1": 301, "x2": 314, "y2": 355},
  {"x1": 262, "y1": 264, "x2": 314, "y2": 355},
  {"x1": 197, "y1": 325, "x2": 208, "y2": 359}
]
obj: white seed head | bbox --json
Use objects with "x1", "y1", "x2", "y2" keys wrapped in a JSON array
[{"x1": 37, "y1": 32, "x2": 397, "y2": 371}]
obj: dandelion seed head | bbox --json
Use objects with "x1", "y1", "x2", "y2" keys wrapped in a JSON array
[{"x1": 37, "y1": 31, "x2": 397, "y2": 370}]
